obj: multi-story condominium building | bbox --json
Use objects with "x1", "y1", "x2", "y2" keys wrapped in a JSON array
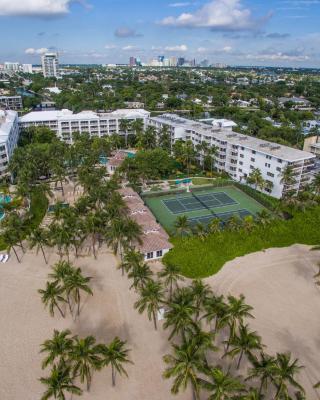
[
  {"x1": 0, "y1": 110, "x2": 20, "y2": 177},
  {"x1": 4, "y1": 62, "x2": 20, "y2": 72},
  {"x1": 0, "y1": 96, "x2": 23, "y2": 110},
  {"x1": 303, "y1": 136, "x2": 320, "y2": 159},
  {"x1": 19, "y1": 108, "x2": 150, "y2": 143},
  {"x1": 22, "y1": 64, "x2": 33, "y2": 74},
  {"x1": 148, "y1": 114, "x2": 316, "y2": 198},
  {"x1": 41, "y1": 53, "x2": 59, "y2": 78}
]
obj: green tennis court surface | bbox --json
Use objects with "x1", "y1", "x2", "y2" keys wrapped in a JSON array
[{"x1": 143, "y1": 185, "x2": 266, "y2": 232}]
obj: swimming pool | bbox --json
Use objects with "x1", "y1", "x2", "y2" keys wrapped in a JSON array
[
  {"x1": 99, "y1": 156, "x2": 108, "y2": 165},
  {"x1": 0, "y1": 194, "x2": 12, "y2": 220}
]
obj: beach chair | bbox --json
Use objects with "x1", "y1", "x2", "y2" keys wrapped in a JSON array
[
  {"x1": 2, "y1": 254, "x2": 9, "y2": 263},
  {"x1": 0, "y1": 255, "x2": 4, "y2": 262}
]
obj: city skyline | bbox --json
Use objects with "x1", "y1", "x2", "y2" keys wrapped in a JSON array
[{"x1": 0, "y1": 0, "x2": 320, "y2": 67}]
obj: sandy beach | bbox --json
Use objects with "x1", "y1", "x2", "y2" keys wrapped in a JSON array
[{"x1": 0, "y1": 244, "x2": 320, "y2": 399}]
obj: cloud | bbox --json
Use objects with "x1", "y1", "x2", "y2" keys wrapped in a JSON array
[
  {"x1": 0, "y1": 0, "x2": 84, "y2": 17},
  {"x1": 122, "y1": 45, "x2": 139, "y2": 51},
  {"x1": 160, "y1": 0, "x2": 270, "y2": 31},
  {"x1": 114, "y1": 27, "x2": 143, "y2": 38},
  {"x1": 164, "y1": 44, "x2": 188, "y2": 51},
  {"x1": 25, "y1": 47, "x2": 48, "y2": 55},
  {"x1": 169, "y1": 2, "x2": 193, "y2": 7},
  {"x1": 246, "y1": 52, "x2": 310, "y2": 62},
  {"x1": 265, "y1": 32, "x2": 290, "y2": 39},
  {"x1": 104, "y1": 44, "x2": 117, "y2": 50}
]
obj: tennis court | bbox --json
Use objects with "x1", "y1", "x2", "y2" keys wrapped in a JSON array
[
  {"x1": 163, "y1": 191, "x2": 237, "y2": 214},
  {"x1": 143, "y1": 185, "x2": 266, "y2": 233}
]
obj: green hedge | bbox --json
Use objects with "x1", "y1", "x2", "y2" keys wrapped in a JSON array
[{"x1": 163, "y1": 206, "x2": 320, "y2": 279}]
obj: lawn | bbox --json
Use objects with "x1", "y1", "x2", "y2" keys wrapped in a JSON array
[
  {"x1": 143, "y1": 185, "x2": 265, "y2": 233},
  {"x1": 163, "y1": 206, "x2": 320, "y2": 278}
]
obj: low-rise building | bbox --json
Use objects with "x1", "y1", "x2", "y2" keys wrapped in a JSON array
[
  {"x1": 0, "y1": 110, "x2": 20, "y2": 177},
  {"x1": 303, "y1": 136, "x2": 320, "y2": 158},
  {"x1": 118, "y1": 187, "x2": 172, "y2": 261},
  {"x1": 148, "y1": 114, "x2": 316, "y2": 198},
  {"x1": 0, "y1": 95, "x2": 23, "y2": 110},
  {"x1": 19, "y1": 108, "x2": 150, "y2": 143}
]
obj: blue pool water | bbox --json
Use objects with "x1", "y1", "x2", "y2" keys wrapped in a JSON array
[
  {"x1": 0, "y1": 194, "x2": 12, "y2": 220},
  {"x1": 99, "y1": 156, "x2": 108, "y2": 165}
]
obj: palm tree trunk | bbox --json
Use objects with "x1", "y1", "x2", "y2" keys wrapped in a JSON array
[
  {"x1": 153, "y1": 310, "x2": 157, "y2": 330},
  {"x1": 12, "y1": 246, "x2": 20, "y2": 263},
  {"x1": 67, "y1": 295, "x2": 73, "y2": 316},
  {"x1": 40, "y1": 244, "x2": 48, "y2": 264},
  {"x1": 56, "y1": 302, "x2": 65, "y2": 318},
  {"x1": 92, "y1": 234, "x2": 96, "y2": 259},
  {"x1": 77, "y1": 291, "x2": 81, "y2": 316},
  {"x1": 112, "y1": 365, "x2": 116, "y2": 387},
  {"x1": 237, "y1": 350, "x2": 244, "y2": 369},
  {"x1": 258, "y1": 377, "x2": 265, "y2": 396}
]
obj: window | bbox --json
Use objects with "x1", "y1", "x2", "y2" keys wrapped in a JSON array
[
  {"x1": 240, "y1": 154, "x2": 244, "y2": 158},
  {"x1": 276, "y1": 167, "x2": 281, "y2": 172},
  {"x1": 156, "y1": 250, "x2": 163, "y2": 258},
  {"x1": 266, "y1": 155, "x2": 272, "y2": 160},
  {"x1": 265, "y1": 163, "x2": 271, "y2": 168},
  {"x1": 241, "y1": 146, "x2": 245, "y2": 150},
  {"x1": 239, "y1": 161, "x2": 243, "y2": 165},
  {"x1": 252, "y1": 150, "x2": 256, "y2": 154},
  {"x1": 239, "y1": 168, "x2": 243, "y2": 173},
  {"x1": 278, "y1": 159, "x2": 282, "y2": 163},
  {"x1": 250, "y1": 165, "x2": 254, "y2": 170},
  {"x1": 146, "y1": 252, "x2": 153, "y2": 259},
  {"x1": 267, "y1": 172, "x2": 274, "y2": 177},
  {"x1": 251, "y1": 157, "x2": 255, "y2": 162}
]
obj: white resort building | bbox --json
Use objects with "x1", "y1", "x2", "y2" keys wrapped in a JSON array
[
  {"x1": 19, "y1": 109, "x2": 150, "y2": 143},
  {"x1": 148, "y1": 114, "x2": 316, "y2": 198},
  {"x1": 0, "y1": 110, "x2": 20, "y2": 177}
]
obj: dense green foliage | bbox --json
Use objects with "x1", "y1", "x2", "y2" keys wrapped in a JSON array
[{"x1": 164, "y1": 206, "x2": 320, "y2": 278}]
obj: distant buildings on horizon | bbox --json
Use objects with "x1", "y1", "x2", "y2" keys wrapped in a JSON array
[{"x1": 128, "y1": 55, "x2": 228, "y2": 68}]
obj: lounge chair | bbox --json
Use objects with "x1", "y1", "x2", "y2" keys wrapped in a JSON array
[
  {"x1": 0, "y1": 255, "x2": 4, "y2": 262},
  {"x1": 2, "y1": 254, "x2": 9, "y2": 263}
]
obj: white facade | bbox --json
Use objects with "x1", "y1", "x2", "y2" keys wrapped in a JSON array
[
  {"x1": 41, "y1": 53, "x2": 59, "y2": 78},
  {"x1": 4, "y1": 62, "x2": 20, "y2": 71},
  {"x1": 19, "y1": 108, "x2": 150, "y2": 143},
  {"x1": 22, "y1": 64, "x2": 33, "y2": 74},
  {"x1": 0, "y1": 110, "x2": 20, "y2": 177},
  {"x1": 148, "y1": 114, "x2": 316, "y2": 198}
]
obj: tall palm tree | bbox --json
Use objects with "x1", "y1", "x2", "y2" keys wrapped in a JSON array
[
  {"x1": 127, "y1": 262, "x2": 153, "y2": 291},
  {"x1": 174, "y1": 215, "x2": 191, "y2": 237},
  {"x1": 203, "y1": 294, "x2": 228, "y2": 333},
  {"x1": 273, "y1": 352, "x2": 305, "y2": 399},
  {"x1": 119, "y1": 119, "x2": 131, "y2": 148},
  {"x1": 246, "y1": 352, "x2": 277, "y2": 397},
  {"x1": 157, "y1": 261, "x2": 184, "y2": 301},
  {"x1": 279, "y1": 165, "x2": 297, "y2": 197},
  {"x1": 225, "y1": 324, "x2": 263, "y2": 369},
  {"x1": 312, "y1": 172, "x2": 320, "y2": 196},
  {"x1": 194, "y1": 222, "x2": 207, "y2": 241},
  {"x1": 208, "y1": 218, "x2": 221, "y2": 235},
  {"x1": 38, "y1": 281, "x2": 66, "y2": 318},
  {"x1": 49, "y1": 261, "x2": 75, "y2": 314},
  {"x1": 131, "y1": 118, "x2": 144, "y2": 140},
  {"x1": 98, "y1": 337, "x2": 132, "y2": 387},
  {"x1": 134, "y1": 279, "x2": 165, "y2": 330},
  {"x1": 2, "y1": 227, "x2": 22, "y2": 263},
  {"x1": 164, "y1": 287, "x2": 196, "y2": 341},
  {"x1": 64, "y1": 268, "x2": 93, "y2": 317},
  {"x1": 69, "y1": 336, "x2": 101, "y2": 391},
  {"x1": 247, "y1": 168, "x2": 265, "y2": 190},
  {"x1": 121, "y1": 248, "x2": 144, "y2": 275},
  {"x1": 40, "y1": 361, "x2": 82, "y2": 400},
  {"x1": 40, "y1": 330, "x2": 75, "y2": 369},
  {"x1": 190, "y1": 280, "x2": 212, "y2": 322},
  {"x1": 222, "y1": 294, "x2": 254, "y2": 353},
  {"x1": 198, "y1": 366, "x2": 245, "y2": 400},
  {"x1": 163, "y1": 340, "x2": 204, "y2": 400},
  {"x1": 28, "y1": 227, "x2": 50, "y2": 264}
]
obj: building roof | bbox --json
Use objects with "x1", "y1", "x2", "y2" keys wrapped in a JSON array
[
  {"x1": 135, "y1": 232, "x2": 173, "y2": 254},
  {"x1": 150, "y1": 114, "x2": 315, "y2": 162}
]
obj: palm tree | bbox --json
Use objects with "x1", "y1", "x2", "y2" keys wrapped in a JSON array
[
  {"x1": 69, "y1": 335, "x2": 101, "y2": 391},
  {"x1": 164, "y1": 287, "x2": 196, "y2": 341},
  {"x1": 98, "y1": 337, "x2": 132, "y2": 387},
  {"x1": 174, "y1": 215, "x2": 191, "y2": 237},
  {"x1": 163, "y1": 340, "x2": 204, "y2": 400},
  {"x1": 203, "y1": 294, "x2": 228, "y2": 333},
  {"x1": 28, "y1": 227, "x2": 50, "y2": 264},
  {"x1": 198, "y1": 366, "x2": 245, "y2": 400},
  {"x1": 279, "y1": 165, "x2": 297, "y2": 197},
  {"x1": 40, "y1": 360, "x2": 82, "y2": 400},
  {"x1": 121, "y1": 248, "x2": 144, "y2": 275},
  {"x1": 119, "y1": 119, "x2": 131, "y2": 148},
  {"x1": 131, "y1": 118, "x2": 144, "y2": 140},
  {"x1": 225, "y1": 324, "x2": 263, "y2": 369},
  {"x1": 208, "y1": 145, "x2": 218, "y2": 176},
  {"x1": 134, "y1": 280, "x2": 165, "y2": 330},
  {"x1": 247, "y1": 168, "x2": 265, "y2": 190},
  {"x1": 208, "y1": 218, "x2": 221, "y2": 235},
  {"x1": 242, "y1": 215, "x2": 255, "y2": 233},
  {"x1": 49, "y1": 261, "x2": 74, "y2": 314},
  {"x1": 64, "y1": 267, "x2": 93, "y2": 317},
  {"x1": 2, "y1": 227, "x2": 22, "y2": 263},
  {"x1": 38, "y1": 281, "x2": 66, "y2": 318},
  {"x1": 127, "y1": 262, "x2": 153, "y2": 291},
  {"x1": 222, "y1": 294, "x2": 254, "y2": 353},
  {"x1": 246, "y1": 352, "x2": 277, "y2": 397},
  {"x1": 194, "y1": 222, "x2": 207, "y2": 241},
  {"x1": 273, "y1": 352, "x2": 305, "y2": 399},
  {"x1": 40, "y1": 330, "x2": 75, "y2": 369},
  {"x1": 312, "y1": 172, "x2": 320, "y2": 196},
  {"x1": 158, "y1": 125, "x2": 171, "y2": 152},
  {"x1": 157, "y1": 261, "x2": 184, "y2": 301},
  {"x1": 190, "y1": 280, "x2": 212, "y2": 322},
  {"x1": 226, "y1": 214, "x2": 242, "y2": 231}
]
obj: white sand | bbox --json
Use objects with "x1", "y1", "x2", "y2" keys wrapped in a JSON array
[{"x1": 0, "y1": 244, "x2": 320, "y2": 399}]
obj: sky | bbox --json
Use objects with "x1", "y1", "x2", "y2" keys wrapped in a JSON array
[{"x1": 0, "y1": 0, "x2": 320, "y2": 67}]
